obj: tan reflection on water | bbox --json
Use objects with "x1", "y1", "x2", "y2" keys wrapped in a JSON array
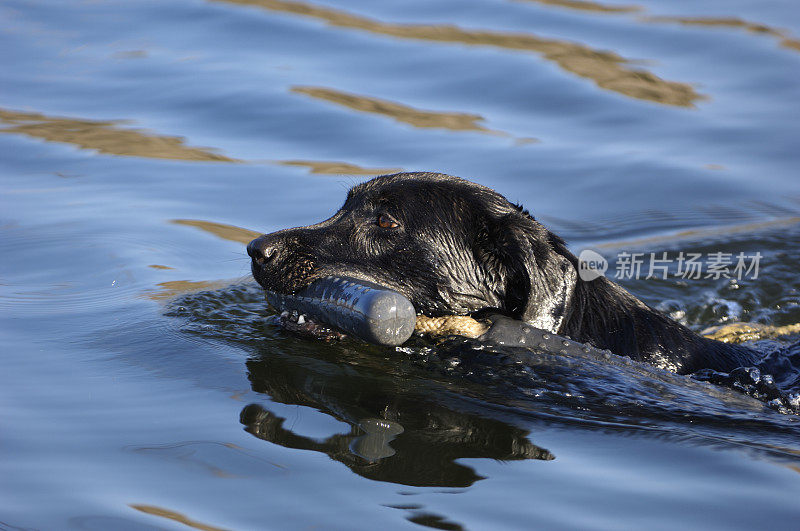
[
  {"x1": 517, "y1": 0, "x2": 640, "y2": 14},
  {"x1": 129, "y1": 504, "x2": 229, "y2": 531},
  {"x1": 143, "y1": 220, "x2": 261, "y2": 299},
  {"x1": 171, "y1": 219, "x2": 262, "y2": 244},
  {"x1": 0, "y1": 109, "x2": 238, "y2": 162},
  {"x1": 292, "y1": 86, "x2": 503, "y2": 133},
  {"x1": 146, "y1": 279, "x2": 232, "y2": 300},
  {"x1": 518, "y1": 0, "x2": 800, "y2": 53},
  {"x1": 642, "y1": 16, "x2": 800, "y2": 52},
  {"x1": 279, "y1": 159, "x2": 403, "y2": 175},
  {"x1": 219, "y1": 0, "x2": 701, "y2": 107}
]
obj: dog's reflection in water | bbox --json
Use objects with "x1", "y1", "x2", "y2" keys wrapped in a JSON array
[{"x1": 239, "y1": 351, "x2": 553, "y2": 488}]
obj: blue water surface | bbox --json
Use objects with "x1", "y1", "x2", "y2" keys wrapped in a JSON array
[{"x1": 2, "y1": 0, "x2": 800, "y2": 529}]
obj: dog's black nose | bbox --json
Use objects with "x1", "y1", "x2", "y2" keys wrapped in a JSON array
[{"x1": 247, "y1": 236, "x2": 278, "y2": 265}]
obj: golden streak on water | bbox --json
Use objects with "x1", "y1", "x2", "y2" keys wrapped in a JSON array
[
  {"x1": 517, "y1": 0, "x2": 800, "y2": 53},
  {"x1": 641, "y1": 16, "x2": 800, "y2": 52},
  {"x1": 219, "y1": 0, "x2": 702, "y2": 106},
  {"x1": 278, "y1": 159, "x2": 404, "y2": 175},
  {"x1": 292, "y1": 86, "x2": 503, "y2": 133},
  {"x1": 145, "y1": 279, "x2": 233, "y2": 300},
  {"x1": 129, "y1": 504, "x2": 230, "y2": 531},
  {"x1": 0, "y1": 108, "x2": 238, "y2": 162},
  {"x1": 516, "y1": 0, "x2": 640, "y2": 13},
  {"x1": 172, "y1": 219, "x2": 263, "y2": 244},
  {"x1": 0, "y1": 108, "x2": 420, "y2": 171}
]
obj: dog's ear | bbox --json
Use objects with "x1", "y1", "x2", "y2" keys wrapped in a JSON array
[{"x1": 488, "y1": 211, "x2": 577, "y2": 333}]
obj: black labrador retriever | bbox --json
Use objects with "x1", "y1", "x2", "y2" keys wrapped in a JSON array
[{"x1": 248, "y1": 172, "x2": 757, "y2": 374}]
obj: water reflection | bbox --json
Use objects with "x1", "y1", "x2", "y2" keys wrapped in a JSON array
[
  {"x1": 278, "y1": 159, "x2": 403, "y2": 175},
  {"x1": 517, "y1": 0, "x2": 800, "y2": 54},
  {"x1": 517, "y1": 0, "x2": 640, "y2": 13},
  {"x1": 140, "y1": 220, "x2": 260, "y2": 300},
  {"x1": 171, "y1": 219, "x2": 262, "y2": 245},
  {"x1": 292, "y1": 86, "x2": 503, "y2": 135},
  {"x1": 129, "y1": 504, "x2": 227, "y2": 531},
  {"x1": 641, "y1": 16, "x2": 800, "y2": 52},
  {"x1": 217, "y1": 0, "x2": 701, "y2": 106},
  {"x1": 241, "y1": 350, "x2": 553, "y2": 487},
  {"x1": 0, "y1": 109, "x2": 237, "y2": 162},
  {"x1": 146, "y1": 279, "x2": 232, "y2": 301}
]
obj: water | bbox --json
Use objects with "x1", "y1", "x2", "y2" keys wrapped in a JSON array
[{"x1": 2, "y1": 0, "x2": 800, "y2": 528}]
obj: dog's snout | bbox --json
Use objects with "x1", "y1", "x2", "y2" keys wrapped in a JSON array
[{"x1": 247, "y1": 236, "x2": 279, "y2": 265}]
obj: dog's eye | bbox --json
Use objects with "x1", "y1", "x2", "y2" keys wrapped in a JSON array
[{"x1": 377, "y1": 214, "x2": 399, "y2": 229}]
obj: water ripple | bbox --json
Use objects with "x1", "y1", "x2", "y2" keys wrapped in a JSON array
[{"x1": 217, "y1": 0, "x2": 702, "y2": 106}]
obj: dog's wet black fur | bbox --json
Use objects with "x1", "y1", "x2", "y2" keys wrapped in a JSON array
[{"x1": 248, "y1": 172, "x2": 757, "y2": 374}]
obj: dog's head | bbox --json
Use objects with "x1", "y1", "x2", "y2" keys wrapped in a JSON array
[{"x1": 248, "y1": 172, "x2": 577, "y2": 333}]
